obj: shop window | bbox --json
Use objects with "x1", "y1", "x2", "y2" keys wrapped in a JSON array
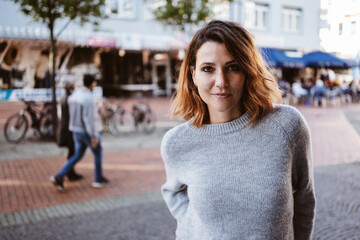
[
  {"x1": 113, "y1": 52, "x2": 143, "y2": 85},
  {"x1": 282, "y1": 7, "x2": 301, "y2": 33}
]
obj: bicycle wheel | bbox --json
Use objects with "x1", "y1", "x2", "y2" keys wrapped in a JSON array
[
  {"x1": 39, "y1": 114, "x2": 55, "y2": 139},
  {"x1": 138, "y1": 109, "x2": 156, "y2": 134},
  {"x1": 109, "y1": 110, "x2": 136, "y2": 137},
  {"x1": 4, "y1": 113, "x2": 29, "y2": 143}
]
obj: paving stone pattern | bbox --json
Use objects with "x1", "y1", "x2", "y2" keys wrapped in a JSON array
[
  {"x1": 0, "y1": 192, "x2": 176, "y2": 240},
  {"x1": 313, "y1": 163, "x2": 360, "y2": 240},
  {"x1": 1, "y1": 163, "x2": 360, "y2": 240},
  {"x1": 0, "y1": 148, "x2": 165, "y2": 214}
]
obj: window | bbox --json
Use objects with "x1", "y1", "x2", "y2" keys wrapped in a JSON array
[
  {"x1": 282, "y1": 7, "x2": 301, "y2": 33},
  {"x1": 339, "y1": 23, "x2": 343, "y2": 35},
  {"x1": 105, "y1": 0, "x2": 136, "y2": 19},
  {"x1": 351, "y1": 21, "x2": 356, "y2": 34},
  {"x1": 245, "y1": 2, "x2": 269, "y2": 30}
]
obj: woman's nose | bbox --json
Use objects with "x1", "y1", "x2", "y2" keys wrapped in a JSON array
[{"x1": 215, "y1": 70, "x2": 228, "y2": 88}]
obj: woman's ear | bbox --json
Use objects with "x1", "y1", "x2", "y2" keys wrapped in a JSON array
[{"x1": 190, "y1": 66, "x2": 197, "y2": 86}]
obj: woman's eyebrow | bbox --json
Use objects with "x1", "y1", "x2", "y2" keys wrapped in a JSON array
[
  {"x1": 199, "y1": 60, "x2": 236, "y2": 67},
  {"x1": 199, "y1": 62, "x2": 215, "y2": 66}
]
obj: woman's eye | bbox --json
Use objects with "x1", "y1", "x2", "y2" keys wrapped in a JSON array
[
  {"x1": 228, "y1": 64, "x2": 241, "y2": 72},
  {"x1": 202, "y1": 66, "x2": 214, "y2": 72}
]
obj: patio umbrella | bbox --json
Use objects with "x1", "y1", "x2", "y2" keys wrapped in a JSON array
[
  {"x1": 302, "y1": 51, "x2": 353, "y2": 68},
  {"x1": 260, "y1": 48, "x2": 306, "y2": 69}
]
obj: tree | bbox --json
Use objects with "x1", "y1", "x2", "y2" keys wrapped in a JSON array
[
  {"x1": 11, "y1": 0, "x2": 105, "y2": 139},
  {"x1": 153, "y1": 0, "x2": 234, "y2": 34}
]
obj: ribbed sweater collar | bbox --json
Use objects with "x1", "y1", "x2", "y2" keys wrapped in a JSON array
[{"x1": 188, "y1": 111, "x2": 252, "y2": 135}]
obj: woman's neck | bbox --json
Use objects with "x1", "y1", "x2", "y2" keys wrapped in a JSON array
[{"x1": 209, "y1": 108, "x2": 244, "y2": 125}]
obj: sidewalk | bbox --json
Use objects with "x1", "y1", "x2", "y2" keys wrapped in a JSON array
[
  {"x1": 0, "y1": 97, "x2": 179, "y2": 215},
  {"x1": 0, "y1": 148, "x2": 165, "y2": 214},
  {"x1": 1, "y1": 99, "x2": 360, "y2": 239}
]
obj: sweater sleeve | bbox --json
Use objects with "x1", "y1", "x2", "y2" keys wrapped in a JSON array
[
  {"x1": 160, "y1": 129, "x2": 189, "y2": 221},
  {"x1": 291, "y1": 113, "x2": 316, "y2": 240}
]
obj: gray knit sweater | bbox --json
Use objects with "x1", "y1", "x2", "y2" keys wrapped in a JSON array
[{"x1": 161, "y1": 104, "x2": 315, "y2": 240}]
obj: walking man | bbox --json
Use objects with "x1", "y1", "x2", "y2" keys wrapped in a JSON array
[{"x1": 50, "y1": 74, "x2": 109, "y2": 192}]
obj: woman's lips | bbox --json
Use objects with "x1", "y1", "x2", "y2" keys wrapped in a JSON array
[{"x1": 213, "y1": 93, "x2": 231, "y2": 99}]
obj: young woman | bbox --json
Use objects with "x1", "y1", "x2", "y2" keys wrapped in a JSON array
[{"x1": 161, "y1": 20, "x2": 315, "y2": 239}]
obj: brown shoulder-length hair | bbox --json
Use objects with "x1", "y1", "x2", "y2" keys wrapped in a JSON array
[{"x1": 172, "y1": 20, "x2": 282, "y2": 127}]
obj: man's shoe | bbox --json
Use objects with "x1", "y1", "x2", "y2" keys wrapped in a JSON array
[
  {"x1": 66, "y1": 172, "x2": 84, "y2": 181},
  {"x1": 92, "y1": 177, "x2": 111, "y2": 188},
  {"x1": 50, "y1": 176, "x2": 65, "y2": 192}
]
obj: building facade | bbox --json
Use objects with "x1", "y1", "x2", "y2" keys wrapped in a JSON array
[
  {"x1": 227, "y1": 0, "x2": 320, "y2": 52},
  {"x1": 0, "y1": 0, "x2": 321, "y2": 97},
  {"x1": 319, "y1": 0, "x2": 360, "y2": 80},
  {"x1": 320, "y1": 0, "x2": 360, "y2": 59}
]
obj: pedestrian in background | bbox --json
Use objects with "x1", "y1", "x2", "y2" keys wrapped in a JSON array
[
  {"x1": 292, "y1": 79, "x2": 311, "y2": 105},
  {"x1": 161, "y1": 20, "x2": 315, "y2": 239},
  {"x1": 57, "y1": 82, "x2": 83, "y2": 181},
  {"x1": 51, "y1": 74, "x2": 109, "y2": 192}
]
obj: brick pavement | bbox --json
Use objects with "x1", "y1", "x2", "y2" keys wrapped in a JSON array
[
  {"x1": 0, "y1": 148, "x2": 165, "y2": 214},
  {"x1": 297, "y1": 104, "x2": 360, "y2": 166}
]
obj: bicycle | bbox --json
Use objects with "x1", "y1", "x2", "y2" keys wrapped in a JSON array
[
  {"x1": 98, "y1": 99, "x2": 156, "y2": 137},
  {"x1": 98, "y1": 99, "x2": 136, "y2": 137},
  {"x1": 132, "y1": 101, "x2": 156, "y2": 134},
  {"x1": 3, "y1": 99, "x2": 55, "y2": 143}
]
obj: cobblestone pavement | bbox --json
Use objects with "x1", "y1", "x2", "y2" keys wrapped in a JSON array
[
  {"x1": 313, "y1": 162, "x2": 360, "y2": 240},
  {"x1": 1, "y1": 99, "x2": 360, "y2": 239},
  {"x1": 0, "y1": 192, "x2": 177, "y2": 240}
]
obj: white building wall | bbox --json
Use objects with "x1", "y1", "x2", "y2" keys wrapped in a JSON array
[
  {"x1": 320, "y1": 0, "x2": 360, "y2": 59},
  {"x1": 1, "y1": 0, "x2": 321, "y2": 53},
  {"x1": 227, "y1": 0, "x2": 320, "y2": 52},
  {"x1": 0, "y1": 0, "x2": 178, "y2": 51}
]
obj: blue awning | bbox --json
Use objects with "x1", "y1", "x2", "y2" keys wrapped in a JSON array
[
  {"x1": 302, "y1": 51, "x2": 354, "y2": 68},
  {"x1": 260, "y1": 48, "x2": 306, "y2": 69}
]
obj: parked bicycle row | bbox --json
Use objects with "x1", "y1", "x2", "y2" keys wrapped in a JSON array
[
  {"x1": 3, "y1": 97, "x2": 156, "y2": 144},
  {"x1": 97, "y1": 98, "x2": 156, "y2": 137},
  {"x1": 3, "y1": 99, "x2": 54, "y2": 143}
]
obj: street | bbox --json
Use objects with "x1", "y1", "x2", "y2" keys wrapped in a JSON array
[{"x1": 1, "y1": 98, "x2": 360, "y2": 239}]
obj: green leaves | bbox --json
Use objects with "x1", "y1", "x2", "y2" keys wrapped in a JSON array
[
  {"x1": 11, "y1": 0, "x2": 106, "y2": 33},
  {"x1": 153, "y1": 0, "x2": 233, "y2": 31}
]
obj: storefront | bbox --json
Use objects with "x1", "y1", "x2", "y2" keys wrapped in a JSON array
[
  {"x1": 0, "y1": 39, "x2": 74, "y2": 90},
  {"x1": 0, "y1": 34, "x2": 182, "y2": 99}
]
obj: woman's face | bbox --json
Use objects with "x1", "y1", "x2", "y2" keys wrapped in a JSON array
[{"x1": 191, "y1": 41, "x2": 245, "y2": 124}]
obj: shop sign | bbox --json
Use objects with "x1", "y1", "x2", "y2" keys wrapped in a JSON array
[
  {"x1": 0, "y1": 87, "x2": 102, "y2": 101},
  {"x1": 88, "y1": 36, "x2": 116, "y2": 48}
]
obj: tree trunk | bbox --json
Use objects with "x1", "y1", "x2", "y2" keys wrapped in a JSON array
[{"x1": 49, "y1": 26, "x2": 57, "y2": 141}]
